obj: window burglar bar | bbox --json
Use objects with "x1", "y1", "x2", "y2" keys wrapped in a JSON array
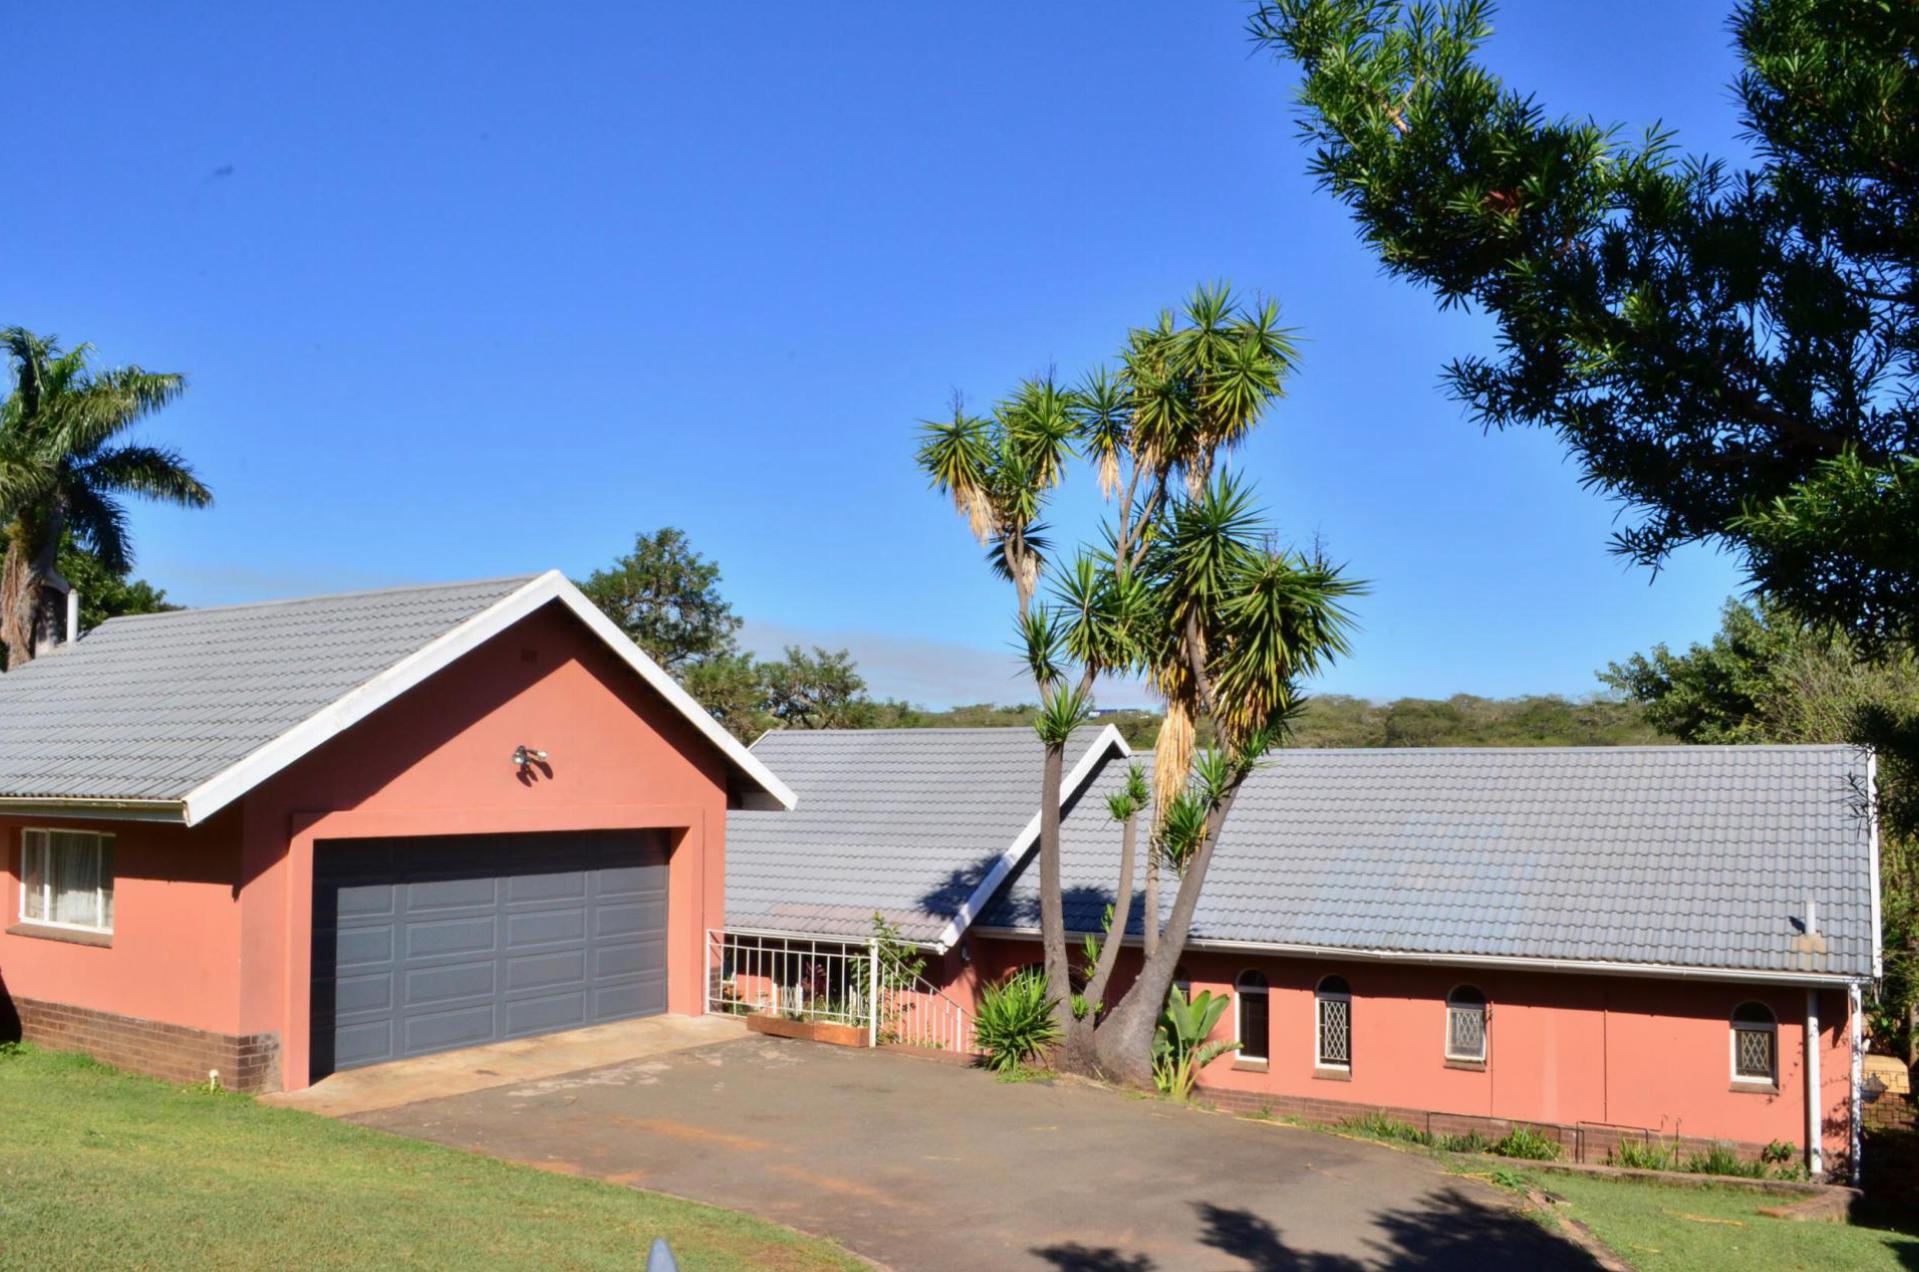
[
  {"x1": 1317, "y1": 997, "x2": 1350, "y2": 1067},
  {"x1": 1735, "y1": 1026, "x2": 1774, "y2": 1081},
  {"x1": 1448, "y1": 1005, "x2": 1485, "y2": 1060}
]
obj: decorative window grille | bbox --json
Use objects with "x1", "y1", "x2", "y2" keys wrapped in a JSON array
[
  {"x1": 1731, "y1": 1002, "x2": 1777, "y2": 1082},
  {"x1": 1315, "y1": 976, "x2": 1351, "y2": 1068},
  {"x1": 1446, "y1": 986, "x2": 1487, "y2": 1061}
]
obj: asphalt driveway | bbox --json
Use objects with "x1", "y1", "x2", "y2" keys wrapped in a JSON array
[{"x1": 356, "y1": 1036, "x2": 1593, "y2": 1271}]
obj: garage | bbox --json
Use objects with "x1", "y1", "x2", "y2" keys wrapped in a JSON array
[{"x1": 311, "y1": 829, "x2": 670, "y2": 1078}]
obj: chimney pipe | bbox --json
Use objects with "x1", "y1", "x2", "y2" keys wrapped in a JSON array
[
  {"x1": 1806, "y1": 898, "x2": 1818, "y2": 936},
  {"x1": 65, "y1": 586, "x2": 79, "y2": 645}
]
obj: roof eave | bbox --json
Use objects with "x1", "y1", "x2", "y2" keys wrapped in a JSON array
[
  {"x1": 967, "y1": 925, "x2": 1871, "y2": 988},
  {"x1": 0, "y1": 796, "x2": 189, "y2": 824}
]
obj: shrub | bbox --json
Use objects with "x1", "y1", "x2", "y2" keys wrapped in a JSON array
[
  {"x1": 1684, "y1": 1142, "x2": 1767, "y2": 1178},
  {"x1": 1435, "y1": 1129, "x2": 1491, "y2": 1154},
  {"x1": 1491, "y1": 1124, "x2": 1561, "y2": 1161},
  {"x1": 1609, "y1": 1137, "x2": 1680, "y2": 1171},
  {"x1": 1340, "y1": 1111, "x2": 1432, "y2": 1146},
  {"x1": 975, "y1": 970, "x2": 1059, "y2": 1072},
  {"x1": 1760, "y1": 1138, "x2": 1797, "y2": 1166}
]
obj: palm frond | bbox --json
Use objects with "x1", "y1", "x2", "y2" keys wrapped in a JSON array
[{"x1": 78, "y1": 444, "x2": 211, "y2": 508}]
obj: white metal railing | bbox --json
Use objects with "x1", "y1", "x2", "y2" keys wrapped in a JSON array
[{"x1": 706, "y1": 928, "x2": 977, "y2": 1054}]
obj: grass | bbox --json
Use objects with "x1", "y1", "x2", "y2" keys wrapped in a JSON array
[
  {"x1": 0, "y1": 1045, "x2": 861, "y2": 1270},
  {"x1": 1510, "y1": 1169, "x2": 1919, "y2": 1271}
]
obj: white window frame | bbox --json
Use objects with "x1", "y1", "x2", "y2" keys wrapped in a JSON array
[
  {"x1": 1729, "y1": 1002, "x2": 1778, "y2": 1085},
  {"x1": 17, "y1": 828, "x2": 115, "y2": 935},
  {"x1": 1444, "y1": 985, "x2": 1488, "y2": 1062},
  {"x1": 1234, "y1": 970, "x2": 1270, "y2": 1062},
  {"x1": 1314, "y1": 976, "x2": 1351, "y2": 1071}
]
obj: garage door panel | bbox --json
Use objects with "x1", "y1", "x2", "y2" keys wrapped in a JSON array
[
  {"x1": 332, "y1": 1020, "x2": 395, "y2": 1071},
  {"x1": 506, "y1": 908, "x2": 587, "y2": 947},
  {"x1": 595, "y1": 898, "x2": 667, "y2": 938},
  {"x1": 334, "y1": 926, "x2": 395, "y2": 968},
  {"x1": 594, "y1": 940, "x2": 663, "y2": 978},
  {"x1": 313, "y1": 831, "x2": 669, "y2": 1079},
  {"x1": 505, "y1": 992, "x2": 588, "y2": 1037},
  {"x1": 506, "y1": 949, "x2": 587, "y2": 991},
  {"x1": 404, "y1": 960, "x2": 497, "y2": 1005},
  {"x1": 506, "y1": 870, "x2": 589, "y2": 903},
  {"x1": 404, "y1": 916, "x2": 498, "y2": 959},
  {"x1": 404, "y1": 1005, "x2": 499, "y2": 1055},
  {"x1": 406, "y1": 876, "x2": 499, "y2": 910},
  {"x1": 333, "y1": 971, "x2": 395, "y2": 1014}
]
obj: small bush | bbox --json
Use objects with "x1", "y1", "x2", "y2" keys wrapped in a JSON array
[
  {"x1": 1492, "y1": 1124, "x2": 1561, "y2": 1161},
  {"x1": 1340, "y1": 1111, "x2": 1433, "y2": 1146},
  {"x1": 1761, "y1": 1138, "x2": 1797, "y2": 1166},
  {"x1": 1436, "y1": 1130, "x2": 1492, "y2": 1154},
  {"x1": 975, "y1": 970, "x2": 1059, "y2": 1073},
  {"x1": 0, "y1": 1041, "x2": 23, "y2": 1059},
  {"x1": 1609, "y1": 1137, "x2": 1680, "y2": 1171},
  {"x1": 1684, "y1": 1142, "x2": 1766, "y2": 1178}
]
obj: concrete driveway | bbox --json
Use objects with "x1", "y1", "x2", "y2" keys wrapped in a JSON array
[{"x1": 355, "y1": 1036, "x2": 1593, "y2": 1271}]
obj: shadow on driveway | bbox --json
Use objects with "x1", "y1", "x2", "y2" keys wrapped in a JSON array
[{"x1": 356, "y1": 1036, "x2": 1595, "y2": 1271}]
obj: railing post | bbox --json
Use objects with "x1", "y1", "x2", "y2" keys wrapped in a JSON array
[{"x1": 867, "y1": 938, "x2": 880, "y2": 1048}]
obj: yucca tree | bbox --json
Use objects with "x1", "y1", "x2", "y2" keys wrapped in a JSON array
[
  {"x1": 917, "y1": 286, "x2": 1362, "y2": 1081},
  {"x1": 0, "y1": 330, "x2": 207, "y2": 665}
]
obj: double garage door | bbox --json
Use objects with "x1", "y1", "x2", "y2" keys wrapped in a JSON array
[{"x1": 311, "y1": 830, "x2": 669, "y2": 1079}]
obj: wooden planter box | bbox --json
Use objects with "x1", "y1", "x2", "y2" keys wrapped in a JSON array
[{"x1": 745, "y1": 1013, "x2": 869, "y2": 1048}]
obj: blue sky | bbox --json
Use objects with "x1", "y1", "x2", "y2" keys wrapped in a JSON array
[{"x1": 9, "y1": 2, "x2": 1752, "y2": 706}]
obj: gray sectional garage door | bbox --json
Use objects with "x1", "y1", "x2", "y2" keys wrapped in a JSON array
[{"x1": 311, "y1": 830, "x2": 668, "y2": 1078}]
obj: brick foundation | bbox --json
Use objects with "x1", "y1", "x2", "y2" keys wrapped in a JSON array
[
  {"x1": 1196, "y1": 1083, "x2": 1781, "y2": 1169},
  {"x1": 9, "y1": 996, "x2": 279, "y2": 1092}
]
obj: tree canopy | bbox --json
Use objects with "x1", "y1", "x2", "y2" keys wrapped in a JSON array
[{"x1": 1252, "y1": 0, "x2": 1918, "y2": 644}]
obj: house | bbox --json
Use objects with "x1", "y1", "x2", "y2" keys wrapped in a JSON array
[
  {"x1": 0, "y1": 572, "x2": 793, "y2": 1092},
  {"x1": 726, "y1": 730, "x2": 1881, "y2": 1178}
]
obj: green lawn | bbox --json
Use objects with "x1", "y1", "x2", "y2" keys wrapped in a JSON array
[
  {"x1": 1522, "y1": 1169, "x2": 1919, "y2": 1272},
  {"x1": 0, "y1": 1045, "x2": 861, "y2": 1270}
]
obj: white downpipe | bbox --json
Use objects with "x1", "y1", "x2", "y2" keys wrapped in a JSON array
[
  {"x1": 1806, "y1": 988, "x2": 1823, "y2": 1178},
  {"x1": 867, "y1": 938, "x2": 880, "y2": 1048},
  {"x1": 1849, "y1": 983, "x2": 1864, "y2": 1187}
]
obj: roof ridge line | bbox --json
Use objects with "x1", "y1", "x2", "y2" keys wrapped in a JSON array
[{"x1": 96, "y1": 573, "x2": 544, "y2": 624}]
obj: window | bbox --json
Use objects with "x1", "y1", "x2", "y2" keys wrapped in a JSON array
[
  {"x1": 1315, "y1": 975, "x2": 1351, "y2": 1069},
  {"x1": 1172, "y1": 965, "x2": 1192, "y2": 1000},
  {"x1": 1235, "y1": 971, "x2": 1269, "y2": 1061},
  {"x1": 1731, "y1": 1002, "x2": 1777, "y2": 1084},
  {"x1": 19, "y1": 829, "x2": 115, "y2": 934},
  {"x1": 1445, "y1": 985, "x2": 1487, "y2": 1062}
]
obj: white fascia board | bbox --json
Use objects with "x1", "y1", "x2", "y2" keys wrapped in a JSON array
[
  {"x1": 0, "y1": 797, "x2": 188, "y2": 823},
  {"x1": 180, "y1": 571, "x2": 796, "y2": 826},
  {"x1": 967, "y1": 926, "x2": 1869, "y2": 989},
  {"x1": 1867, "y1": 747, "x2": 1883, "y2": 981},
  {"x1": 931, "y1": 724, "x2": 1131, "y2": 953}
]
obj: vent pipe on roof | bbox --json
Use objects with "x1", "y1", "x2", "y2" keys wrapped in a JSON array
[
  {"x1": 1806, "y1": 898, "x2": 1818, "y2": 936},
  {"x1": 65, "y1": 586, "x2": 79, "y2": 646}
]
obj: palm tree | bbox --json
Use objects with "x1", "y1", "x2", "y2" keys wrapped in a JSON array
[{"x1": 0, "y1": 329, "x2": 207, "y2": 665}]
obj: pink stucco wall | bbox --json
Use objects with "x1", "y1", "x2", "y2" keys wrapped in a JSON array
[
  {"x1": 0, "y1": 811, "x2": 244, "y2": 1034},
  {"x1": 0, "y1": 600, "x2": 734, "y2": 1089},
  {"x1": 968, "y1": 935, "x2": 1857, "y2": 1164}
]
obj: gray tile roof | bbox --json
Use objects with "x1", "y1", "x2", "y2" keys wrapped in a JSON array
[
  {"x1": 0, "y1": 576, "x2": 536, "y2": 803},
  {"x1": 727, "y1": 726, "x2": 1121, "y2": 944},
  {"x1": 980, "y1": 745, "x2": 1876, "y2": 980}
]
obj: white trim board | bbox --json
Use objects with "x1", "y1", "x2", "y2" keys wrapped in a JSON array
[
  {"x1": 173, "y1": 570, "x2": 795, "y2": 825},
  {"x1": 931, "y1": 724, "x2": 1131, "y2": 953}
]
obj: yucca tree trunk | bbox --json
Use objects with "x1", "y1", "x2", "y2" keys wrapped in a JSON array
[
  {"x1": 1090, "y1": 784, "x2": 1243, "y2": 1086},
  {"x1": 1059, "y1": 806, "x2": 1139, "y2": 1074},
  {"x1": 1037, "y1": 740, "x2": 1077, "y2": 1042}
]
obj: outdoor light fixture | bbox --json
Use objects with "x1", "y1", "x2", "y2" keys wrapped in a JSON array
[{"x1": 513, "y1": 745, "x2": 548, "y2": 770}]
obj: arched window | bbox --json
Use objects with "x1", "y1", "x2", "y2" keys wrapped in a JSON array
[
  {"x1": 1315, "y1": 975, "x2": 1351, "y2": 1070},
  {"x1": 1235, "y1": 971, "x2": 1270, "y2": 1062},
  {"x1": 1445, "y1": 985, "x2": 1487, "y2": 1062},
  {"x1": 1731, "y1": 1002, "x2": 1777, "y2": 1084}
]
